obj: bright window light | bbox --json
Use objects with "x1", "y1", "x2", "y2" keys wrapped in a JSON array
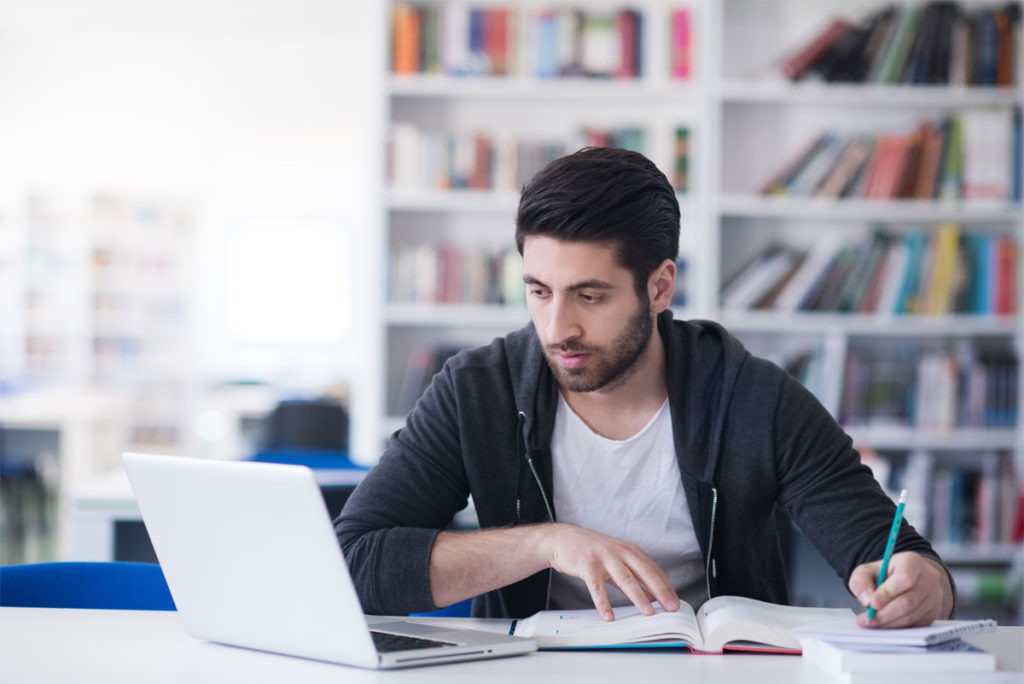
[{"x1": 223, "y1": 219, "x2": 350, "y2": 345}]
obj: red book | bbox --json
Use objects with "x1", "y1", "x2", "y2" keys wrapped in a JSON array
[
  {"x1": 486, "y1": 9, "x2": 509, "y2": 76},
  {"x1": 996, "y1": 236, "x2": 1018, "y2": 315},
  {"x1": 615, "y1": 11, "x2": 637, "y2": 78},
  {"x1": 780, "y1": 18, "x2": 850, "y2": 80},
  {"x1": 470, "y1": 134, "x2": 492, "y2": 189},
  {"x1": 671, "y1": 9, "x2": 691, "y2": 79}
]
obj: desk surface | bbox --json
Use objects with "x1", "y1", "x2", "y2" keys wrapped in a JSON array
[{"x1": 1, "y1": 608, "x2": 1021, "y2": 684}]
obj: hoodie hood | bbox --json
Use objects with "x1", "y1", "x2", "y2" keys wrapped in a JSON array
[{"x1": 500, "y1": 310, "x2": 749, "y2": 486}]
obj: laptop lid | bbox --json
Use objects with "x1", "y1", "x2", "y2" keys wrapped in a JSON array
[{"x1": 122, "y1": 452, "x2": 534, "y2": 669}]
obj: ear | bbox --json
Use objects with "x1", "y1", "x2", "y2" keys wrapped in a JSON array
[{"x1": 647, "y1": 258, "x2": 677, "y2": 313}]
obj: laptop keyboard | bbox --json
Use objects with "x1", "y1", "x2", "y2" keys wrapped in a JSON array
[{"x1": 370, "y1": 630, "x2": 458, "y2": 653}]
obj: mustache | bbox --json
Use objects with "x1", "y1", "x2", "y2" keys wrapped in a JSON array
[{"x1": 546, "y1": 342, "x2": 597, "y2": 354}]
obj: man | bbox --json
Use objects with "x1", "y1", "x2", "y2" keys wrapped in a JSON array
[{"x1": 336, "y1": 147, "x2": 954, "y2": 628}]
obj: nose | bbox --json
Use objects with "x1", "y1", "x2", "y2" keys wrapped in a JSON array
[{"x1": 545, "y1": 296, "x2": 581, "y2": 346}]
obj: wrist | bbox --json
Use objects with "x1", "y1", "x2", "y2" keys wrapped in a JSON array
[{"x1": 530, "y1": 522, "x2": 564, "y2": 570}]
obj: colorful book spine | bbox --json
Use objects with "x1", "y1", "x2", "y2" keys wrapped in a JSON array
[{"x1": 671, "y1": 8, "x2": 691, "y2": 79}]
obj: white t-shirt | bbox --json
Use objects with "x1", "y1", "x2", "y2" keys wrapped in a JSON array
[{"x1": 548, "y1": 394, "x2": 705, "y2": 610}]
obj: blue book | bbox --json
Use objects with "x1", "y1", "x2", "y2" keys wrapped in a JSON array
[
  {"x1": 971, "y1": 234, "x2": 991, "y2": 314},
  {"x1": 536, "y1": 12, "x2": 558, "y2": 79},
  {"x1": 468, "y1": 9, "x2": 486, "y2": 75},
  {"x1": 1013, "y1": 111, "x2": 1022, "y2": 201},
  {"x1": 893, "y1": 232, "x2": 925, "y2": 314},
  {"x1": 973, "y1": 9, "x2": 997, "y2": 85}
]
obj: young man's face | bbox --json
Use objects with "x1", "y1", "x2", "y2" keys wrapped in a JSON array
[{"x1": 522, "y1": 236, "x2": 653, "y2": 393}]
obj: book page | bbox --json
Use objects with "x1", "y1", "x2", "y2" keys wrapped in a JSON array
[
  {"x1": 514, "y1": 602, "x2": 701, "y2": 648},
  {"x1": 697, "y1": 596, "x2": 856, "y2": 653}
]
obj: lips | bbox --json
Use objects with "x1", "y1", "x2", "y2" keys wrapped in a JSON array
[{"x1": 556, "y1": 352, "x2": 591, "y2": 369}]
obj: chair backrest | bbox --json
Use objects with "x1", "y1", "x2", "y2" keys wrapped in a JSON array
[
  {"x1": 0, "y1": 561, "x2": 176, "y2": 610},
  {"x1": 265, "y1": 399, "x2": 349, "y2": 452}
]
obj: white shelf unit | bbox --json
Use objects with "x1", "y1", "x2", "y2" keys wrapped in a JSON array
[
  {"x1": 711, "y1": 0, "x2": 1023, "y2": 618},
  {"x1": 374, "y1": 0, "x2": 1023, "y2": 616}
]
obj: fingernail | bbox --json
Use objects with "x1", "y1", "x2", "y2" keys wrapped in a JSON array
[
  {"x1": 601, "y1": 610, "x2": 613, "y2": 621},
  {"x1": 858, "y1": 591, "x2": 871, "y2": 607}
]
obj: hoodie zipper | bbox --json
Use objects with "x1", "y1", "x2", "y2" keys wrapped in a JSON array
[
  {"x1": 517, "y1": 410, "x2": 555, "y2": 608},
  {"x1": 705, "y1": 486, "x2": 718, "y2": 601}
]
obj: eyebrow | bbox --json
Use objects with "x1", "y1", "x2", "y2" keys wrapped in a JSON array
[{"x1": 522, "y1": 275, "x2": 616, "y2": 291}]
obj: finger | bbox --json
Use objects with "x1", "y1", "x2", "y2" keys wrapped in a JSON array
[
  {"x1": 584, "y1": 570, "x2": 615, "y2": 621},
  {"x1": 624, "y1": 555, "x2": 680, "y2": 612},
  {"x1": 608, "y1": 562, "x2": 655, "y2": 616},
  {"x1": 859, "y1": 590, "x2": 933, "y2": 629},
  {"x1": 848, "y1": 561, "x2": 882, "y2": 608}
]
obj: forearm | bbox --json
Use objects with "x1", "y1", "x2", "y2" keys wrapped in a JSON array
[{"x1": 429, "y1": 524, "x2": 553, "y2": 608}]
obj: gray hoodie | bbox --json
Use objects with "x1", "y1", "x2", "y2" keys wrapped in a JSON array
[{"x1": 335, "y1": 311, "x2": 949, "y2": 618}]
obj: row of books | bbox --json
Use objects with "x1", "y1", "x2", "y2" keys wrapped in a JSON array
[
  {"x1": 839, "y1": 345, "x2": 1018, "y2": 430},
  {"x1": 781, "y1": 2, "x2": 1020, "y2": 86},
  {"x1": 865, "y1": 450, "x2": 1023, "y2": 547},
  {"x1": 721, "y1": 226, "x2": 1018, "y2": 316},
  {"x1": 387, "y1": 243, "x2": 524, "y2": 306},
  {"x1": 391, "y1": 3, "x2": 694, "y2": 80},
  {"x1": 762, "y1": 112, "x2": 1022, "y2": 201},
  {"x1": 388, "y1": 123, "x2": 647, "y2": 192},
  {"x1": 930, "y1": 453, "x2": 1021, "y2": 546}
]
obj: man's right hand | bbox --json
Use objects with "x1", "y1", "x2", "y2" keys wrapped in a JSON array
[{"x1": 539, "y1": 523, "x2": 681, "y2": 621}]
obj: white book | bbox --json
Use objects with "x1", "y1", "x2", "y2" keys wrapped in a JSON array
[
  {"x1": 873, "y1": 240, "x2": 909, "y2": 316},
  {"x1": 773, "y1": 233, "x2": 846, "y2": 312},
  {"x1": 441, "y1": 2, "x2": 470, "y2": 76},
  {"x1": 721, "y1": 248, "x2": 800, "y2": 310},
  {"x1": 512, "y1": 596, "x2": 854, "y2": 653},
  {"x1": 962, "y1": 110, "x2": 1013, "y2": 200}
]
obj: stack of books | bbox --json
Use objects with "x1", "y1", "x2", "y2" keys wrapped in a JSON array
[{"x1": 795, "y1": 618, "x2": 999, "y2": 683}]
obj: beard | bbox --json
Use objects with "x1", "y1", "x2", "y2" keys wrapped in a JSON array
[{"x1": 543, "y1": 297, "x2": 654, "y2": 393}]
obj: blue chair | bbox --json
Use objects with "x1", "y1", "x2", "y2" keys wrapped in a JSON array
[
  {"x1": 0, "y1": 561, "x2": 176, "y2": 610},
  {"x1": 411, "y1": 598, "x2": 473, "y2": 618}
]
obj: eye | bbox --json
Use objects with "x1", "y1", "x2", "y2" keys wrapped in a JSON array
[
  {"x1": 579, "y1": 293, "x2": 602, "y2": 303},
  {"x1": 528, "y1": 286, "x2": 550, "y2": 298}
]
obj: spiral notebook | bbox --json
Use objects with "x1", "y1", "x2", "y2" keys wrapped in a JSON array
[{"x1": 793, "y1": 618, "x2": 997, "y2": 647}]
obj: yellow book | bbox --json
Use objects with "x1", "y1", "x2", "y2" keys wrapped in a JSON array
[{"x1": 925, "y1": 222, "x2": 961, "y2": 315}]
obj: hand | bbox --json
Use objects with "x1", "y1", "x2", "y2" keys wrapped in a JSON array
[
  {"x1": 848, "y1": 552, "x2": 954, "y2": 628},
  {"x1": 539, "y1": 523, "x2": 681, "y2": 621}
]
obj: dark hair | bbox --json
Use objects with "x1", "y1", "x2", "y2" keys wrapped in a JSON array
[{"x1": 514, "y1": 147, "x2": 680, "y2": 295}]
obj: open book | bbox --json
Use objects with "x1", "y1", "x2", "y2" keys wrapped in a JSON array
[{"x1": 511, "y1": 596, "x2": 855, "y2": 654}]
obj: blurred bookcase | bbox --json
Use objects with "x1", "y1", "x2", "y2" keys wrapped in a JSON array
[
  {"x1": 374, "y1": 0, "x2": 1024, "y2": 620},
  {"x1": 2, "y1": 192, "x2": 199, "y2": 460}
]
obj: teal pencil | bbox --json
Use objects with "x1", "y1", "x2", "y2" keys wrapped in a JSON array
[{"x1": 868, "y1": 489, "x2": 907, "y2": 620}]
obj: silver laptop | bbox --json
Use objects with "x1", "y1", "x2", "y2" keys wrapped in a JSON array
[{"x1": 122, "y1": 452, "x2": 536, "y2": 669}]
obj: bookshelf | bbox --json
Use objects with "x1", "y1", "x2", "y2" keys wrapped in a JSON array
[{"x1": 375, "y1": 0, "x2": 1022, "y2": 618}]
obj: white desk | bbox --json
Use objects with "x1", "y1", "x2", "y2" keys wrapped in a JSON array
[{"x1": 1, "y1": 608, "x2": 1021, "y2": 683}]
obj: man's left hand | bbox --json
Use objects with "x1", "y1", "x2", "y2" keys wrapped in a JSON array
[{"x1": 848, "y1": 551, "x2": 954, "y2": 628}]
